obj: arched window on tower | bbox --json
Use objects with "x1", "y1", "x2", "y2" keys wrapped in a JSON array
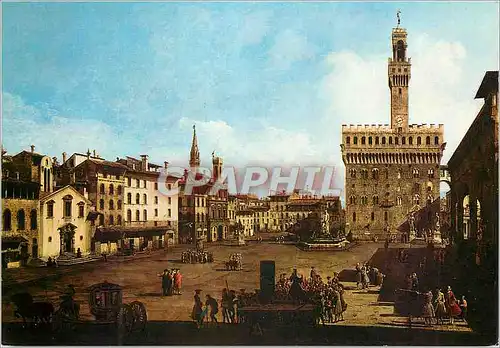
[
  {"x1": 368, "y1": 137, "x2": 373, "y2": 145},
  {"x1": 417, "y1": 137, "x2": 422, "y2": 145},
  {"x1": 426, "y1": 136, "x2": 431, "y2": 145},
  {"x1": 353, "y1": 137, "x2": 358, "y2": 145},
  {"x1": 409, "y1": 137, "x2": 413, "y2": 145},
  {"x1": 375, "y1": 137, "x2": 379, "y2": 145},
  {"x1": 434, "y1": 136, "x2": 439, "y2": 145},
  {"x1": 396, "y1": 40, "x2": 405, "y2": 61},
  {"x1": 361, "y1": 136, "x2": 366, "y2": 145},
  {"x1": 389, "y1": 136, "x2": 393, "y2": 145},
  {"x1": 382, "y1": 137, "x2": 386, "y2": 145},
  {"x1": 402, "y1": 137, "x2": 406, "y2": 145},
  {"x1": 346, "y1": 136, "x2": 350, "y2": 145},
  {"x1": 395, "y1": 137, "x2": 399, "y2": 145}
]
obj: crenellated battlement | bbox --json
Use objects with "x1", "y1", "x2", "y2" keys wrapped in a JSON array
[{"x1": 342, "y1": 123, "x2": 443, "y2": 134}]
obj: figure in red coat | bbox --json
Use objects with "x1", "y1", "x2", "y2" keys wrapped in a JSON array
[{"x1": 445, "y1": 285, "x2": 461, "y2": 324}]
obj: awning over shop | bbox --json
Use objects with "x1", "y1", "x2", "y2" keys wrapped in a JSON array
[
  {"x1": 1, "y1": 236, "x2": 28, "y2": 251},
  {"x1": 94, "y1": 226, "x2": 170, "y2": 242}
]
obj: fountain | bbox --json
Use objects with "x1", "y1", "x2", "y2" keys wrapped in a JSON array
[{"x1": 298, "y1": 208, "x2": 350, "y2": 251}]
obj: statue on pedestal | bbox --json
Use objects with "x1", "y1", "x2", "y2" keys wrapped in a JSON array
[
  {"x1": 321, "y1": 209, "x2": 330, "y2": 237},
  {"x1": 433, "y1": 212, "x2": 442, "y2": 244},
  {"x1": 409, "y1": 212, "x2": 416, "y2": 241}
]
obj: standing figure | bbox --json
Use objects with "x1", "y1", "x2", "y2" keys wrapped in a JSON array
[
  {"x1": 191, "y1": 289, "x2": 204, "y2": 329},
  {"x1": 159, "y1": 269, "x2": 169, "y2": 296},
  {"x1": 355, "y1": 263, "x2": 362, "y2": 289},
  {"x1": 459, "y1": 296, "x2": 468, "y2": 323},
  {"x1": 422, "y1": 290, "x2": 435, "y2": 326},
  {"x1": 221, "y1": 288, "x2": 230, "y2": 324},
  {"x1": 445, "y1": 286, "x2": 461, "y2": 324},
  {"x1": 332, "y1": 287, "x2": 343, "y2": 322},
  {"x1": 174, "y1": 269, "x2": 182, "y2": 295},
  {"x1": 205, "y1": 294, "x2": 219, "y2": 325},
  {"x1": 361, "y1": 264, "x2": 370, "y2": 289},
  {"x1": 166, "y1": 270, "x2": 174, "y2": 296},
  {"x1": 228, "y1": 290, "x2": 236, "y2": 323},
  {"x1": 411, "y1": 273, "x2": 419, "y2": 291},
  {"x1": 434, "y1": 288, "x2": 447, "y2": 324}
]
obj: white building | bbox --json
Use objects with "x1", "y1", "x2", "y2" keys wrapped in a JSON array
[{"x1": 39, "y1": 185, "x2": 93, "y2": 258}]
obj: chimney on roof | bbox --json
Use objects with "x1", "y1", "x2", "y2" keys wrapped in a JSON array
[
  {"x1": 93, "y1": 150, "x2": 96, "y2": 157},
  {"x1": 30, "y1": 145, "x2": 35, "y2": 153},
  {"x1": 164, "y1": 161, "x2": 169, "y2": 169},
  {"x1": 62, "y1": 152, "x2": 67, "y2": 163},
  {"x1": 87, "y1": 149, "x2": 91, "y2": 160},
  {"x1": 140, "y1": 155, "x2": 149, "y2": 171}
]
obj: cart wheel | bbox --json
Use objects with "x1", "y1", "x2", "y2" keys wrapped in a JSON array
[
  {"x1": 130, "y1": 301, "x2": 148, "y2": 331},
  {"x1": 116, "y1": 303, "x2": 134, "y2": 342}
]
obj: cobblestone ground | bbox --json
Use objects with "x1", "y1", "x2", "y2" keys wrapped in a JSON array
[{"x1": 2, "y1": 242, "x2": 470, "y2": 334}]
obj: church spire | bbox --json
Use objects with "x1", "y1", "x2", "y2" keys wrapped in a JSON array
[{"x1": 189, "y1": 124, "x2": 200, "y2": 168}]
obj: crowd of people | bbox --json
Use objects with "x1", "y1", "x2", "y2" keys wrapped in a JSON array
[
  {"x1": 158, "y1": 269, "x2": 183, "y2": 296},
  {"x1": 181, "y1": 250, "x2": 214, "y2": 264},
  {"x1": 275, "y1": 267, "x2": 349, "y2": 324}
]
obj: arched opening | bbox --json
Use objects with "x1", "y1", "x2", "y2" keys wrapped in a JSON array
[
  {"x1": 217, "y1": 225, "x2": 224, "y2": 240},
  {"x1": 417, "y1": 136, "x2": 422, "y2": 145},
  {"x1": 368, "y1": 136, "x2": 373, "y2": 145},
  {"x1": 109, "y1": 215, "x2": 114, "y2": 225},
  {"x1": 127, "y1": 209, "x2": 132, "y2": 222},
  {"x1": 361, "y1": 136, "x2": 366, "y2": 145},
  {"x1": 434, "y1": 136, "x2": 439, "y2": 145},
  {"x1": 396, "y1": 40, "x2": 406, "y2": 61},
  {"x1": 136, "y1": 210, "x2": 140, "y2": 221},
  {"x1": 353, "y1": 136, "x2": 358, "y2": 145},
  {"x1": 463, "y1": 195, "x2": 470, "y2": 239},
  {"x1": 17, "y1": 209, "x2": 25, "y2": 230},
  {"x1": 3, "y1": 209, "x2": 12, "y2": 231},
  {"x1": 352, "y1": 212, "x2": 356, "y2": 222},
  {"x1": 426, "y1": 136, "x2": 431, "y2": 145},
  {"x1": 127, "y1": 193, "x2": 132, "y2": 204},
  {"x1": 30, "y1": 209, "x2": 37, "y2": 230},
  {"x1": 109, "y1": 184, "x2": 114, "y2": 195},
  {"x1": 100, "y1": 183, "x2": 105, "y2": 194},
  {"x1": 346, "y1": 136, "x2": 350, "y2": 145}
]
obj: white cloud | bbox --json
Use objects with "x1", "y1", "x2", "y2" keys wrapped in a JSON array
[
  {"x1": 2, "y1": 92, "x2": 121, "y2": 161},
  {"x1": 178, "y1": 117, "x2": 320, "y2": 166},
  {"x1": 269, "y1": 30, "x2": 316, "y2": 70}
]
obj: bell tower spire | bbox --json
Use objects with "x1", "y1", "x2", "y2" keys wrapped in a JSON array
[
  {"x1": 189, "y1": 124, "x2": 200, "y2": 168},
  {"x1": 388, "y1": 11, "x2": 411, "y2": 130}
]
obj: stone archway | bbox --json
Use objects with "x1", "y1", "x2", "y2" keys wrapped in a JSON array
[
  {"x1": 217, "y1": 225, "x2": 224, "y2": 241},
  {"x1": 58, "y1": 223, "x2": 77, "y2": 255}
]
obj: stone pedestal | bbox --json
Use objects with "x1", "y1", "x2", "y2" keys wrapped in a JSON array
[{"x1": 433, "y1": 229, "x2": 442, "y2": 244}]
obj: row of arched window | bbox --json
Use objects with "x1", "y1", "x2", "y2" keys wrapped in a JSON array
[
  {"x1": 99, "y1": 183, "x2": 122, "y2": 195},
  {"x1": 126, "y1": 178, "x2": 148, "y2": 189},
  {"x1": 3, "y1": 209, "x2": 37, "y2": 231},
  {"x1": 99, "y1": 214, "x2": 123, "y2": 226},
  {"x1": 126, "y1": 193, "x2": 149, "y2": 205},
  {"x1": 346, "y1": 135, "x2": 440, "y2": 146},
  {"x1": 99, "y1": 199, "x2": 123, "y2": 210},
  {"x1": 348, "y1": 194, "x2": 431, "y2": 206},
  {"x1": 349, "y1": 168, "x2": 435, "y2": 180},
  {"x1": 351, "y1": 211, "x2": 388, "y2": 223},
  {"x1": 126, "y1": 209, "x2": 148, "y2": 222}
]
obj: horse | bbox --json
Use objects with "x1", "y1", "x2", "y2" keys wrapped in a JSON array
[{"x1": 11, "y1": 292, "x2": 54, "y2": 328}]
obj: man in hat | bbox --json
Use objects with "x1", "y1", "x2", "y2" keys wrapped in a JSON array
[{"x1": 205, "y1": 294, "x2": 219, "y2": 325}]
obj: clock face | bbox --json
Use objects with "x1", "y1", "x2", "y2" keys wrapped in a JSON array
[{"x1": 396, "y1": 116, "x2": 403, "y2": 126}]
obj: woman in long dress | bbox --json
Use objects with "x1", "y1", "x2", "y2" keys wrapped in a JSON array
[
  {"x1": 422, "y1": 290, "x2": 435, "y2": 326},
  {"x1": 434, "y1": 288, "x2": 447, "y2": 325},
  {"x1": 445, "y1": 286, "x2": 462, "y2": 324}
]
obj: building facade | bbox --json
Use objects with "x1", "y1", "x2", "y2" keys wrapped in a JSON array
[{"x1": 341, "y1": 24, "x2": 444, "y2": 240}]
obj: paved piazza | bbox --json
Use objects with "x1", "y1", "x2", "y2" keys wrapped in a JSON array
[{"x1": 2, "y1": 242, "x2": 470, "y2": 334}]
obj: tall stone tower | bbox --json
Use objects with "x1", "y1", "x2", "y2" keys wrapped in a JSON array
[
  {"x1": 189, "y1": 125, "x2": 200, "y2": 169},
  {"x1": 389, "y1": 26, "x2": 411, "y2": 130},
  {"x1": 341, "y1": 16, "x2": 445, "y2": 241}
]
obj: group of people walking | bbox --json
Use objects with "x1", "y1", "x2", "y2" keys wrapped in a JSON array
[
  {"x1": 191, "y1": 288, "x2": 248, "y2": 328},
  {"x1": 420, "y1": 285, "x2": 467, "y2": 325},
  {"x1": 158, "y1": 269, "x2": 183, "y2": 296},
  {"x1": 181, "y1": 250, "x2": 213, "y2": 264}
]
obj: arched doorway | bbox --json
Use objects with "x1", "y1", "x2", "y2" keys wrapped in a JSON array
[
  {"x1": 58, "y1": 223, "x2": 77, "y2": 254},
  {"x1": 217, "y1": 225, "x2": 224, "y2": 241}
]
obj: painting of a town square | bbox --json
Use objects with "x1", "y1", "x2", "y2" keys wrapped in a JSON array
[{"x1": 1, "y1": 1, "x2": 498, "y2": 345}]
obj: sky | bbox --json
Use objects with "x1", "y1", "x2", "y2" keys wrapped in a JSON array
[{"x1": 2, "y1": 1, "x2": 499, "y2": 198}]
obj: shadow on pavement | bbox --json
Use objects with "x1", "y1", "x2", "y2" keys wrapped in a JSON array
[{"x1": 2, "y1": 320, "x2": 489, "y2": 346}]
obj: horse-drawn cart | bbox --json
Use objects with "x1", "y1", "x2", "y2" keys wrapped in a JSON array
[{"x1": 52, "y1": 282, "x2": 147, "y2": 342}]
